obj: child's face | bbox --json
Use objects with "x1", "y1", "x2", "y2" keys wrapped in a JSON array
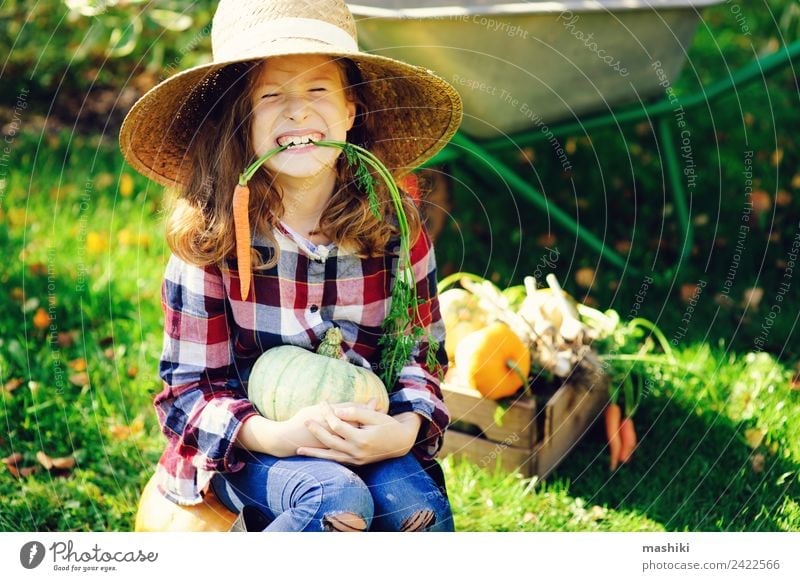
[{"x1": 250, "y1": 55, "x2": 356, "y2": 186}]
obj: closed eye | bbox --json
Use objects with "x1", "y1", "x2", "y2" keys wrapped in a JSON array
[{"x1": 261, "y1": 92, "x2": 280, "y2": 99}]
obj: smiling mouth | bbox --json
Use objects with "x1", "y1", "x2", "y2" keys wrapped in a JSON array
[{"x1": 276, "y1": 132, "x2": 324, "y2": 149}]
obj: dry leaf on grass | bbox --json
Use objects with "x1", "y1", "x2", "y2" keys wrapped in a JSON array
[
  {"x1": 108, "y1": 417, "x2": 145, "y2": 441},
  {"x1": 3, "y1": 378, "x2": 24, "y2": 393},
  {"x1": 37, "y1": 451, "x2": 76, "y2": 471}
]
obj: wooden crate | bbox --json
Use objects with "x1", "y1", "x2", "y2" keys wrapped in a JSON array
[{"x1": 440, "y1": 377, "x2": 608, "y2": 479}]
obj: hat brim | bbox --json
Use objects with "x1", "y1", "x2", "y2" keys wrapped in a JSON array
[{"x1": 119, "y1": 41, "x2": 462, "y2": 188}]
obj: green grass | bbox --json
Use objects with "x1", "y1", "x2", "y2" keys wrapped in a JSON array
[{"x1": 1, "y1": 127, "x2": 798, "y2": 532}]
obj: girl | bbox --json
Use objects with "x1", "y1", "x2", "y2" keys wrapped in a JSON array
[{"x1": 119, "y1": 0, "x2": 462, "y2": 532}]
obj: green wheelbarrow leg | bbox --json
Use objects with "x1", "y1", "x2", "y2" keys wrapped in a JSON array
[
  {"x1": 445, "y1": 132, "x2": 632, "y2": 272},
  {"x1": 657, "y1": 117, "x2": 693, "y2": 276}
]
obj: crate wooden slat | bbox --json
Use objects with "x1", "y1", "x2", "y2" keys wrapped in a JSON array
[
  {"x1": 531, "y1": 381, "x2": 608, "y2": 478},
  {"x1": 441, "y1": 382, "x2": 535, "y2": 447},
  {"x1": 441, "y1": 430, "x2": 535, "y2": 475},
  {"x1": 440, "y1": 378, "x2": 607, "y2": 478}
]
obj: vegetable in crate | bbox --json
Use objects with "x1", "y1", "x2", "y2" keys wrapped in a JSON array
[
  {"x1": 578, "y1": 303, "x2": 673, "y2": 470},
  {"x1": 438, "y1": 287, "x2": 488, "y2": 362},
  {"x1": 455, "y1": 321, "x2": 530, "y2": 400},
  {"x1": 248, "y1": 327, "x2": 389, "y2": 421}
]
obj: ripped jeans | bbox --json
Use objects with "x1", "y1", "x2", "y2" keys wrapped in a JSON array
[{"x1": 210, "y1": 452, "x2": 454, "y2": 532}]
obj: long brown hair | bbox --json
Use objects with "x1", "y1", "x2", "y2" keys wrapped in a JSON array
[{"x1": 164, "y1": 58, "x2": 422, "y2": 271}]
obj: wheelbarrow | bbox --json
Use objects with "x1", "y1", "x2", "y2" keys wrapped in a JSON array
[{"x1": 350, "y1": 1, "x2": 800, "y2": 276}]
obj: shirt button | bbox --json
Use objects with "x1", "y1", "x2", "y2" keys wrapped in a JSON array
[{"x1": 310, "y1": 305, "x2": 319, "y2": 313}]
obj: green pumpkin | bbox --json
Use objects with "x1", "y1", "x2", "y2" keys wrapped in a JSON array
[{"x1": 247, "y1": 327, "x2": 389, "y2": 421}]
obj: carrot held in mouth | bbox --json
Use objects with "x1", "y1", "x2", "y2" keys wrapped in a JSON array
[{"x1": 232, "y1": 181, "x2": 251, "y2": 300}]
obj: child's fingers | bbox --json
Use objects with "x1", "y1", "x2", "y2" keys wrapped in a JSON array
[
  {"x1": 317, "y1": 402, "x2": 360, "y2": 441},
  {"x1": 334, "y1": 404, "x2": 388, "y2": 426}
]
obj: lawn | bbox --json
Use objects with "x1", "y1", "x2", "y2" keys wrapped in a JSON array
[{"x1": 1, "y1": 0, "x2": 800, "y2": 532}]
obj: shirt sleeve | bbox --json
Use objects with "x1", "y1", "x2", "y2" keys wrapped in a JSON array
[
  {"x1": 155, "y1": 254, "x2": 259, "y2": 474},
  {"x1": 387, "y1": 228, "x2": 451, "y2": 461}
]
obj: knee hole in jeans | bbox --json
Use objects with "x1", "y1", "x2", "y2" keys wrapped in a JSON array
[
  {"x1": 401, "y1": 509, "x2": 435, "y2": 532},
  {"x1": 323, "y1": 512, "x2": 368, "y2": 532}
]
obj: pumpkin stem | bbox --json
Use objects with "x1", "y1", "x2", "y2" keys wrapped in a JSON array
[
  {"x1": 506, "y1": 359, "x2": 530, "y2": 396},
  {"x1": 317, "y1": 327, "x2": 345, "y2": 360}
]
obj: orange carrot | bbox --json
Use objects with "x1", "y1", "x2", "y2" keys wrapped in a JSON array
[
  {"x1": 604, "y1": 403, "x2": 622, "y2": 471},
  {"x1": 618, "y1": 417, "x2": 637, "y2": 463},
  {"x1": 232, "y1": 183, "x2": 251, "y2": 300}
]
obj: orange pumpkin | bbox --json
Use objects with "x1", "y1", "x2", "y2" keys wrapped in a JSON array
[
  {"x1": 439, "y1": 288, "x2": 488, "y2": 362},
  {"x1": 134, "y1": 473, "x2": 237, "y2": 532},
  {"x1": 455, "y1": 322, "x2": 531, "y2": 400}
]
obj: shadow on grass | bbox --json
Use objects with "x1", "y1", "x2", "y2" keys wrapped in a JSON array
[{"x1": 551, "y1": 391, "x2": 799, "y2": 531}]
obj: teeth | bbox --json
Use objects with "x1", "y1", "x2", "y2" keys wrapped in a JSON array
[{"x1": 277, "y1": 134, "x2": 320, "y2": 148}]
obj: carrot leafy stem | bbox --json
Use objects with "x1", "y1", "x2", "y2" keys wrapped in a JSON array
[{"x1": 240, "y1": 141, "x2": 439, "y2": 387}]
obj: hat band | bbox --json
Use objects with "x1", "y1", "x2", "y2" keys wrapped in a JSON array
[{"x1": 214, "y1": 18, "x2": 359, "y2": 61}]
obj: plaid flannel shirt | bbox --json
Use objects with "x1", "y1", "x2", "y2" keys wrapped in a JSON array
[{"x1": 154, "y1": 223, "x2": 449, "y2": 505}]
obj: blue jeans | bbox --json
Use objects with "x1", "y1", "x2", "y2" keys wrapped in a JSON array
[{"x1": 210, "y1": 452, "x2": 454, "y2": 532}]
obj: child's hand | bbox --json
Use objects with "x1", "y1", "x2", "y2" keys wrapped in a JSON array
[
  {"x1": 295, "y1": 400, "x2": 422, "y2": 465},
  {"x1": 276, "y1": 402, "x2": 366, "y2": 456}
]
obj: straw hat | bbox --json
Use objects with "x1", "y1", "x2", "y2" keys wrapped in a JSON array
[{"x1": 119, "y1": 0, "x2": 463, "y2": 188}]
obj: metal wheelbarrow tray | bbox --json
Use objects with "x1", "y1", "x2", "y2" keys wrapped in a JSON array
[{"x1": 349, "y1": 0, "x2": 723, "y2": 138}]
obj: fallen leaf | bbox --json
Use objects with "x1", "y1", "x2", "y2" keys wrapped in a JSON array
[
  {"x1": 57, "y1": 331, "x2": 76, "y2": 348},
  {"x1": 32, "y1": 308, "x2": 51, "y2": 330},
  {"x1": 6, "y1": 464, "x2": 38, "y2": 478},
  {"x1": 751, "y1": 189, "x2": 771, "y2": 214},
  {"x1": 86, "y1": 232, "x2": 108, "y2": 255},
  {"x1": 119, "y1": 173, "x2": 135, "y2": 198},
  {"x1": 680, "y1": 283, "x2": 699, "y2": 304},
  {"x1": 744, "y1": 427, "x2": 765, "y2": 449},
  {"x1": 68, "y1": 358, "x2": 87, "y2": 372},
  {"x1": 36, "y1": 450, "x2": 76, "y2": 471},
  {"x1": 751, "y1": 452, "x2": 765, "y2": 473},
  {"x1": 94, "y1": 173, "x2": 114, "y2": 189},
  {"x1": 614, "y1": 240, "x2": 631, "y2": 253},
  {"x1": 28, "y1": 262, "x2": 48, "y2": 276},
  {"x1": 3, "y1": 378, "x2": 24, "y2": 393},
  {"x1": 68, "y1": 372, "x2": 89, "y2": 387},
  {"x1": 518, "y1": 147, "x2": 535, "y2": 164},
  {"x1": 2, "y1": 453, "x2": 23, "y2": 466},
  {"x1": 574, "y1": 267, "x2": 596, "y2": 289},
  {"x1": 536, "y1": 233, "x2": 557, "y2": 247},
  {"x1": 108, "y1": 417, "x2": 145, "y2": 441},
  {"x1": 775, "y1": 190, "x2": 792, "y2": 207},
  {"x1": 36, "y1": 450, "x2": 53, "y2": 470},
  {"x1": 742, "y1": 287, "x2": 764, "y2": 309},
  {"x1": 771, "y1": 148, "x2": 783, "y2": 167}
]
